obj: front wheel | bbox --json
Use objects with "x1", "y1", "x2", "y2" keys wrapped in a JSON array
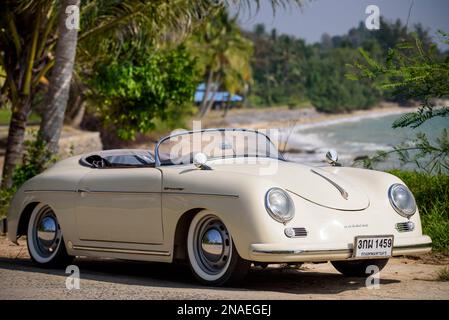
[
  {"x1": 331, "y1": 258, "x2": 389, "y2": 277},
  {"x1": 187, "y1": 211, "x2": 250, "y2": 286},
  {"x1": 27, "y1": 203, "x2": 73, "y2": 267}
]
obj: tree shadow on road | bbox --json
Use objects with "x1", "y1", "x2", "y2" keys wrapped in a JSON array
[
  {"x1": 0, "y1": 256, "x2": 400, "y2": 297},
  {"x1": 244, "y1": 266, "x2": 400, "y2": 296}
]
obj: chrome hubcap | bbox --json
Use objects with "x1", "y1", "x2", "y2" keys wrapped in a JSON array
[
  {"x1": 194, "y1": 216, "x2": 231, "y2": 275},
  {"x1": 33, "y1": 207, "x2": 61, "y2": 257},
  {"x1": 201, "y1": 229, "x2": 224, "y2": 262}
]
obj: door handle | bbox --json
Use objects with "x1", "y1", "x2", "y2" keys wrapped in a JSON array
[{"x1": 77, "y1": 188, "x2": 90, "y2": 193}]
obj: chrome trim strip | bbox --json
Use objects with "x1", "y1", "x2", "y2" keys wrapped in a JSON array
[
  {"x1": 286, "y1": 189, "x2": 368, "y2": 211},
  {"x1": 311, "y1": 169, "x2": 349, "y2": 200},
  {"x1": 72, "y1": 245, "x2": 171, "y2": 256},
  {"x1": 252, "y1": 248, "x2": 350, "y2": 256},
  {"x1": 79, "y1": 238, "x2": 162, "y2": 245},
  {"x1": 79, "y1": 190, "x2": 160, "y2": 195},
  {"x1": 163, "y1": 192, "x2": 239, "y2": 198},
  {"x1": 24, "y1": 189, "x2": 239, "y2": 198},
  {"x1": 24, "y1": 190, "x2": 76, "y2": 193},
  {"x1": 393, "y1": 243, "x2": 432, "y2": 251},
  {"x1": 251, "y1": 243, "x2": 432, "y2": 256}
]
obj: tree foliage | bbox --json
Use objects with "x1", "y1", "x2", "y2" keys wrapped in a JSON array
[
  {"x1": 305, "y1": 48, "x2": 381, "y2": 113},
  {"x1": 351, "y1": 31, "x2": 449, "y2": 128},
  {"x1": 246, "y1": 26, "x2": 309, "y2": 107},
  {"x1": 246, "y1": 18, "x2": 437, "y2": 111},
  {"x1": 351, "y1": 31, "x2": 449, "y2": 173},
  {"x1": 359, "y1": 130, "x2": 449, "y2": 174},
  {"x1": 89, "y1": 43, "x2": 198, "y2": 140},
  {"x1": 187, "y1": 9, "x2": 253, "y2": 117}
]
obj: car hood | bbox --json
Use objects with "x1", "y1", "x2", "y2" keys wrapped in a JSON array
[{"x1": 207, "y1": 159, "x2": 370, "y2": 211}]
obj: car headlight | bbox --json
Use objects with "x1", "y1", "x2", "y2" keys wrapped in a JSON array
[
  {"x1": 265, "y1": 187, "x2": 295, "y2": 223},
  {"x1": 388, "y1": 184, "x2": 416, "y2": 218}
]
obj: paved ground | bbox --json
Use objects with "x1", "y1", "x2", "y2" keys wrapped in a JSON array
[{"x1": 0, "y1": 236, "x2": 448, "y2": 300}]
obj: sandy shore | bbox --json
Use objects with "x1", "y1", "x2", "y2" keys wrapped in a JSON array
[{"x1": 203, "y1": 102, "x2": 414, "y2": 130}]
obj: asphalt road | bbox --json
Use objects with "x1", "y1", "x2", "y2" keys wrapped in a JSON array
[{"x1": 0, "y1": 237, "x2": 448, "y2": 300}]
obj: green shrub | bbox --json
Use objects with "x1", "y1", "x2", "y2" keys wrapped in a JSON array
[
  {"x1": 0, "y1": 188, "x2": 14, "y2": 218},
  {"x1": 0, "y1": 136, "x2": 57, "y2": 218},
  {"x1": 389, "y1": 170, "x2": 449, "y2": 253}
]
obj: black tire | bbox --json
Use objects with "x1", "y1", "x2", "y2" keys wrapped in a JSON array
[
  {"x1": 187, "y1": 211, "x2": 250, "y2": 286},
  {"x1": 27, "y1": 203, "x2": 73, "y2": 268},
  {"x1": 331, "y1": 258, "x2": 389, "y2": 277}
]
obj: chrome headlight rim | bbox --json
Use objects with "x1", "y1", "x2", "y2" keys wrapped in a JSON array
[
  {"x1": 265, "y1": 187, "x2": 295, "y2": 223},
  {"x1": 388, "y1": 183, "x2": 417, "y2": 218}
]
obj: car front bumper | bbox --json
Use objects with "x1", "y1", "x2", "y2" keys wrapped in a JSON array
[{"x1": 249, "y1": 235, "x2": 432, "y2": 262}]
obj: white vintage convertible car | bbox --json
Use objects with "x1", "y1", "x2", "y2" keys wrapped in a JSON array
[{"x1": 5, "y1": 128, "x2": 431, "y2": 285}]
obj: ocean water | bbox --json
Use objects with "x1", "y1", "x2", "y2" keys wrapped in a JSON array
[{"x1": 283, "y1": 113, "x2": 449, "y2": 169}]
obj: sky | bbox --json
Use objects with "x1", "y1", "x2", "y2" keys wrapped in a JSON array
[{"x1": 231, "y1": 0, "x2": 449, "y2": 49}]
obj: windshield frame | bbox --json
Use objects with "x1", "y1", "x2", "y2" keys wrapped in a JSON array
[{"x1": 154, "y1": 128, "x2": 285, "y2": 167}]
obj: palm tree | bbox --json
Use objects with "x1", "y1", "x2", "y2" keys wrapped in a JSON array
[
  {"x1": 0, "y1": 0, "x2": 57, "y2": 188},
  {"x1": 188, "y1": 10, "x2": 253, "y2": 118},
  {"x1": 39, "y1": 0, "x2": 80, "y2": 154}
]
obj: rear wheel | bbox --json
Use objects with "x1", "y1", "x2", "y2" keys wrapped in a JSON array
[
  {"x1": 27, "y1": 203, "x2": 73, "y2": 267},
  {"x1": 331, "y1": 258, "x2": 389, "y2": 277},
  {"x1": 187, "y1": 211, "x2": 250, "y2": 286}
]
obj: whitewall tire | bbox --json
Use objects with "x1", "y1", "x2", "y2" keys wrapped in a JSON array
[
  {"x1": 27, "y1": 203, "x2": 72, "y2": 267},
  {"x1": 187, "y1": 211, "x2": 250, "y2": 286}
]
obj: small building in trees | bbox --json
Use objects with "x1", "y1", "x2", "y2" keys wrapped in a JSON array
[{"x1": 194, "y1": 83, "x2": 243, "y2": 110}]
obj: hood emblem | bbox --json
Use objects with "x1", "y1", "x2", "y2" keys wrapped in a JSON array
[{"x1": 311, "y1": 169, "x2": 349, "y2": 200}]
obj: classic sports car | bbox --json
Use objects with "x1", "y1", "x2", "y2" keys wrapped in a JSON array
[{"x1": 5, "y1": 128, "x2": 431, "y2": 286}]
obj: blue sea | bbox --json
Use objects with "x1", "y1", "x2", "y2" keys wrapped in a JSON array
[{"x1": 283, "y1": 112, "x2": 449, "y2": 169}]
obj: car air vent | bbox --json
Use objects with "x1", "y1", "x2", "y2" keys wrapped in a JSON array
[
  {"x1": 284, "y1": 227, "x2": 308, "y2": 238},
  {"x1": 395, "y1": 221, "x2": 415, "y2": 232}
]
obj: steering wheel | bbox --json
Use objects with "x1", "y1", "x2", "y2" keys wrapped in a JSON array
[{"x1": 90, "y1": 156, "x2": 111, "y2": 168}]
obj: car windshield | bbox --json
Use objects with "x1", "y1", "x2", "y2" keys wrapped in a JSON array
[{"x1": 155, "y1": 129, "x2": 283, "y2": 166}]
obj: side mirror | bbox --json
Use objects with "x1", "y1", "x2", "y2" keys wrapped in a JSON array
[
  {"x1": 325, "y1": 149, "x2": 339, "y2": 166},
  {"x1": 193, "y1": 152, "x2": 208, "y2": 169}
]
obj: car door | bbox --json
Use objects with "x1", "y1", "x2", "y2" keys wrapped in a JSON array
[{"x1": 75, "y1": 167, "x2": 163, "y2": 244}]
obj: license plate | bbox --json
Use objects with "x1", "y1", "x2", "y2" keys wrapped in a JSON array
[{"x1": 353, "y1": 235, "x2": 394, "y2": 258}]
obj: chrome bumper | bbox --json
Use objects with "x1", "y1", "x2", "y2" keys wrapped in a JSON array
[
  {"x1": 249, "y1": 237, "x2": 432, "y2": 262},
  {"x1": 0, "y1": 218, "x2": 7, "y2": 235}
]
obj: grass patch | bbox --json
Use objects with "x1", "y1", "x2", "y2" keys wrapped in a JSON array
[
  {"x1": 0, "y1": 109, "x2": 41, "y2": 126},
  {"x1": 389, "y1": 170, "x2": 449, "y2": 253},
  {"x1": 436, "y1": 266, "x2": 449, "y2": 281},
  {"x1": 420, "y1": 203, "x2": 449, "y2": 253}
]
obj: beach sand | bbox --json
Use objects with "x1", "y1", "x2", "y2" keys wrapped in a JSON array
[{"x1": 202, "y1": 102, "x2": 414, "y2": 130}]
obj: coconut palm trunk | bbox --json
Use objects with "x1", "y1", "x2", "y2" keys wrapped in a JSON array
[
  {"x1": 0, "y1": 8, "x2": 45, "y2": 189},
  {"x1": 199, "y1": 70, "x2": 214, "y2": 117},
  {"x1": 1, "y1": 97, "x2": 32, "y2": 188},
  {"x1": 200, "y1": 74, "x2": 220, "y2": 118},
  {"x1": 38, "y1": 0, "x2": 80, "y2": 154}
]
